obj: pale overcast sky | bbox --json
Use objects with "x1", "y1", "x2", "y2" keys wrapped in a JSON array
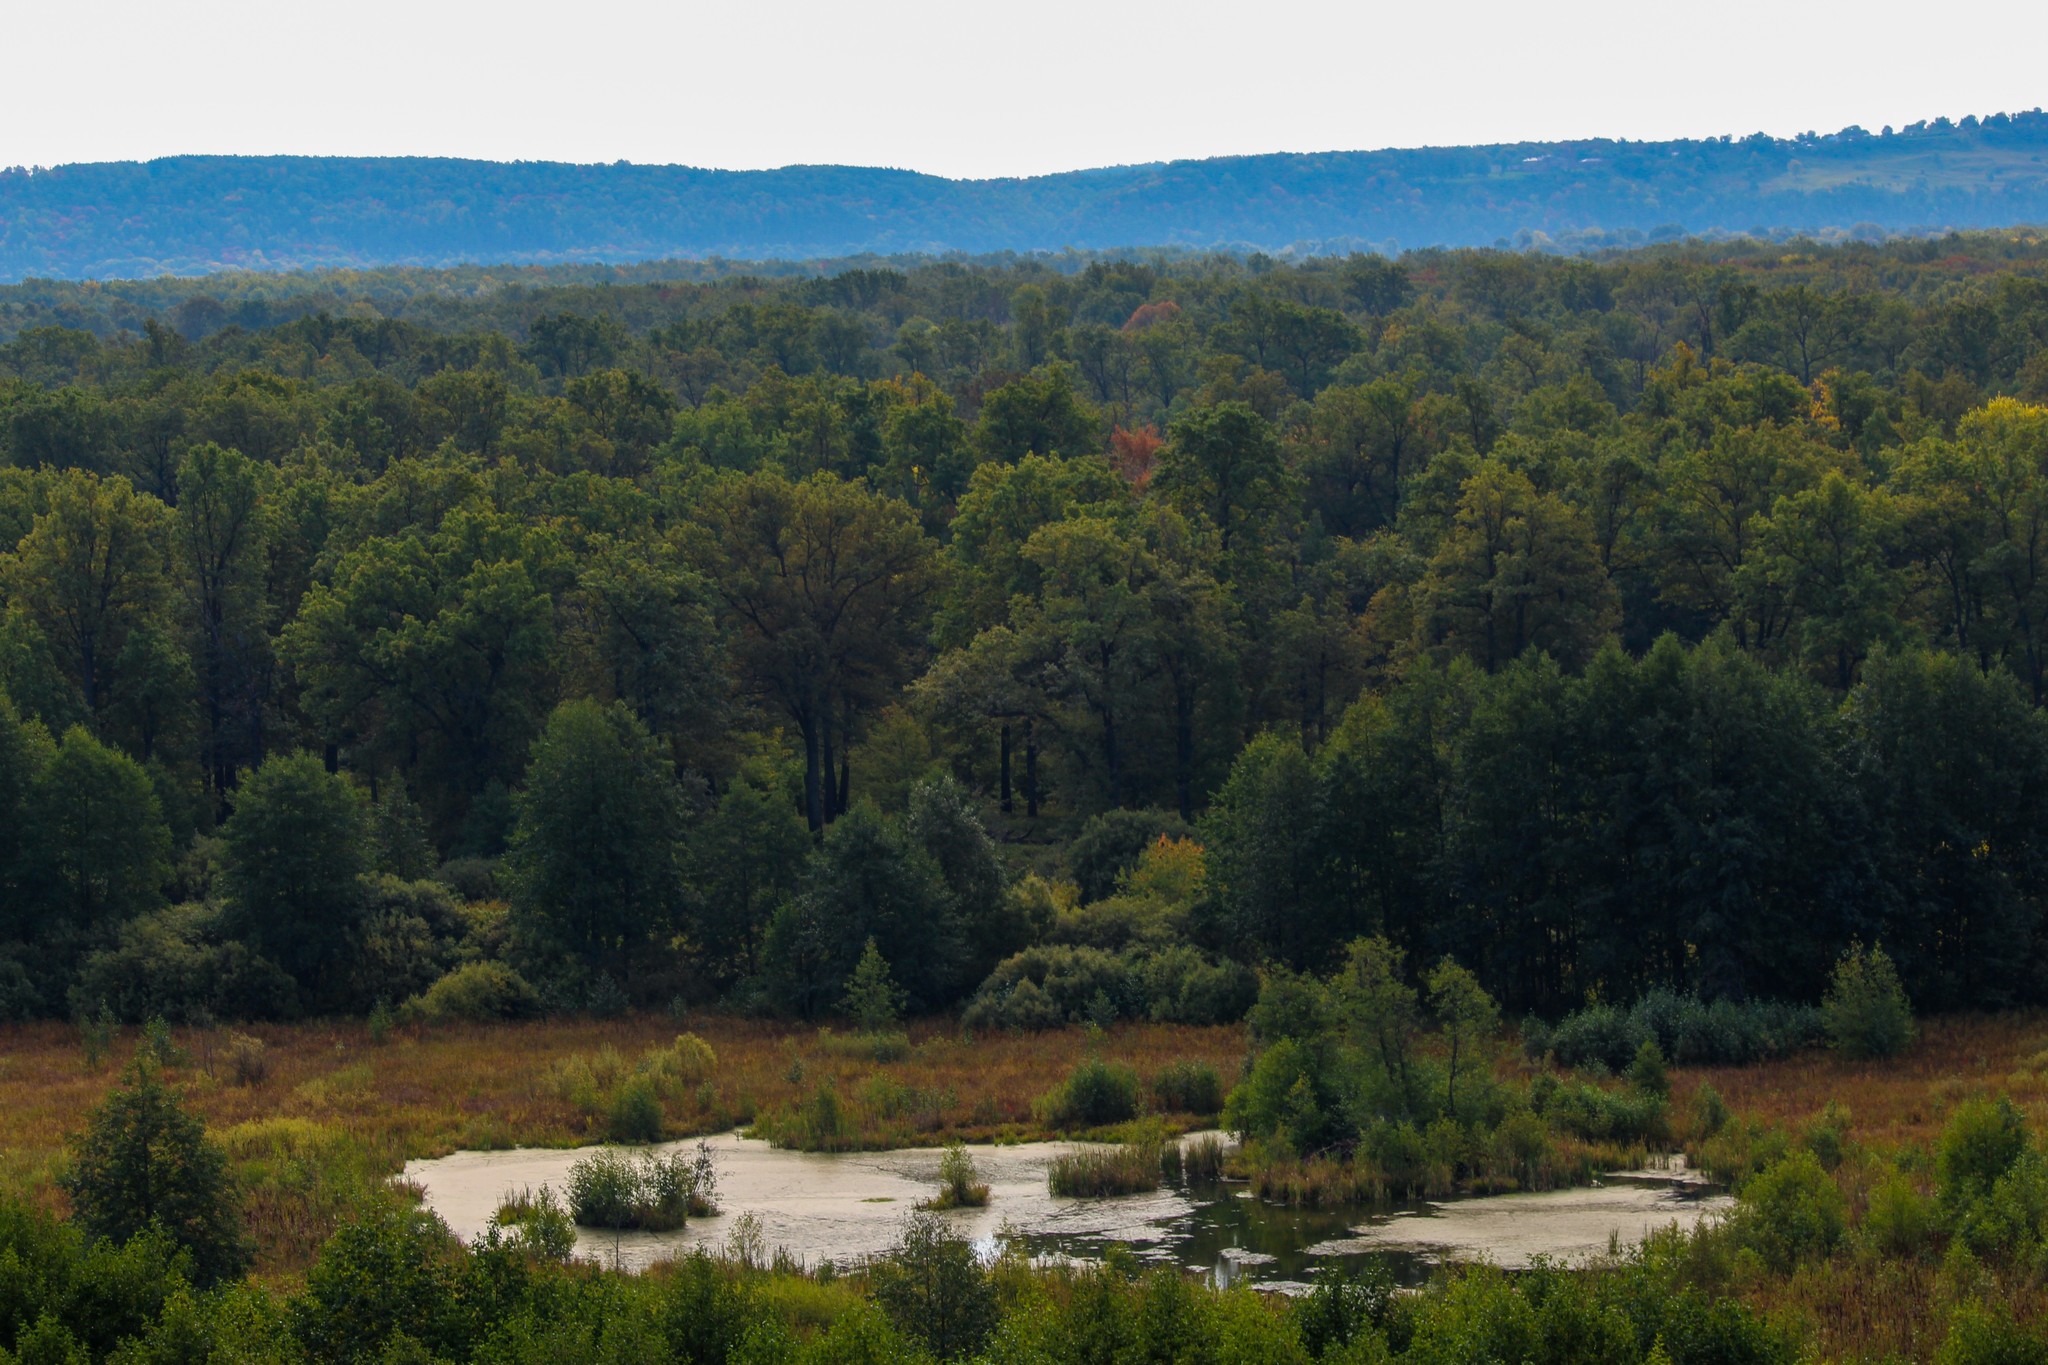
[{"x1": 4, "y1": 0, "x2": 2044, "y2": 178}]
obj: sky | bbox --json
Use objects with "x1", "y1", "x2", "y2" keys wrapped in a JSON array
[{"x1": 4, "y1": 0, "x2": 2045, "y2": 179}]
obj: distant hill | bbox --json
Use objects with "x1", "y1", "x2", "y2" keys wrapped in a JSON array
[{"x1": 5, "y1": 113, "x2": 2048, "y2": 281}]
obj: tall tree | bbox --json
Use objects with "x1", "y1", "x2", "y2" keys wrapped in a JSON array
[
  {"x1": 508, "y1": 699, "x2": 685, "y2": 985},
  {"x1": 693, "y1": 472, "x2": 936, "y2": 830}
]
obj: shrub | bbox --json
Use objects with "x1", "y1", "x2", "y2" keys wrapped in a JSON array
[
  {"x1": 1823, "y1": 943, "x2": 1915, "y2": 1060},
  {"x1": 487, "y1": 1185, "x2": 577, "y2": 1263},
  {"x1": 1150, "y1": 1060, "x2": 1224, "y2": 1115},
  {"x1": 608, "y1": 1079, "x2": 664, "y2": 1143},
  {"x1": 1627, "y1": 1040, "x2": 1668, "y2": 1096},
  {"x1": 69, "y1": 904, "x2": 299, "y2": 1023},
  {"x1": 224, "y1": 1032, "x2": 269, "y2": 1087},
  {"x1": 1937, "y1": 1303, "x2": 2048, "y2": 1365},
  {"x1": 757, "y1": 1081, "x2": 857, "y2": 1151},
  {"x1": 1134, "y1": 947, "x2": 1258, "y2": 1024},
  {"x1": 922, "y1": 1141, "x2": 990, "y2": 1210},
  {"x1": 1939, "y1": 1097, "x2": 2031, "y2": 1216},
  {"x1": 401, "y1": 962, "x2": 540, "y2": 1024},
  {"x1": 1737, "y1": 1150, "x2": 1847, "y2": 1271},
  {"x1": 1538, "y1": 1079, "x2": 1668, "y2": 1144},
  {"x1": 962, "y1": 945, "x2": 1132, "y2": 1030},
  {"x1": 1048, "y1": 1142, "x2": 1162, "y2": 1197},
  {"x1": 814, "y1": 1027, "x2": 913, "y2": 1063},
  {"x1": 1546, "y1": 1004, "x2": 1645, "y2": 1071},
  {"x1": 1864, "y1": 1170, "x2": 1936, "y2": 1258},
  {"x1": 841, "y1": 938, "x2": 904, "y2": 1030},
  {"x1": 1040, "y1": 1056, "x2": 1141, "y2": 1128},
  {"x1": 639, "y1": 1033, "x2": 718, "y2": 1098},
  {"x1": 564, "y1": 1146, "x2": 706, "y2": 1231},
  {"x1": 871, "y1": 1212, "x2": 999, "y2": 1360},
  {"x1": 1692, "y1": 1083, "x2": 1731, "y2": 1140},
  {"x1": 1545, "y1": 994, "x2": 1825, "y2": 1070},
  {"x1": 1067, "y1": 808, "x2": 1191, "y2": 903},
  {"x1": 60, "y1": 1059, "x2": 251, "y2": 1287}
]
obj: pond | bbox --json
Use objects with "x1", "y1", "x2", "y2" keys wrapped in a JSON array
[{"x1": 402, "y1": 1133, "x2": 1729, "y2": 1287}]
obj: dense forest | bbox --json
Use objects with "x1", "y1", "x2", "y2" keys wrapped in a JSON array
[
  {"x1": 6, "y1": 112, "x2": 2048, "y2": 279},
  {"x1": 2, "y1": 232, "x2": 2048, "y2": 1031}
]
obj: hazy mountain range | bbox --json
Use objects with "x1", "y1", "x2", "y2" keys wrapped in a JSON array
[{"x1": 4, "y1": 112, "x2": 2047, "y2": 281}]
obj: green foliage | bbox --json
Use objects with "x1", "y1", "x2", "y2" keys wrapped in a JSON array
[
  {"x1": 219, "y1": 752, "x2": 369, "y2": 1006},
  {"x1": 1545, "y1": 993, "x2": 1826, "y2": 1070},
  {"x1": 564, "y1": 1146, "x2": 708, "y2": 1231},
  {"x1": 1822, "y1": 943, "x2": 1916, "y2": 1059},
  {"x1": 921, "y1": 1142, "x2": 989, "y2": 1211},
  {"x1": 1039, "y1": 1056, "x2": 1141, "y2": 1129},
  {"x1": 1066, "y1": 808, "x2": 1192, "y2": 903},
  {"x1": 400, "y1": 962, "x2": 541, "y2": 1025},
  {"x1": 1149, "y1": 1061, "x2": 1224, "y2": 1115},
  {"x1": 59, "y1": 1059, "x2": 251, "y2": 1287},
  {"x1": 507, "y1": 699, "x2": 685, "y2": 985},
  {"x1": 292, "y1": 1208, "x2": 461, "y2": 1364},
  {"x1": 840, "y1": 939, "x2": 904, "y2": 1031},
  {"x1": 1736, "y1": 1150, "x2": 1847, "y2": 1271},
  {"x1": 1863, "y1": 1169, "x2": 1936, "y2": 1258},
  {"x1": 868, "y1": 1212, "x2": 997, "y2": 1360},
  {"x1": 1627, "y1": 1040, "x2": 1668, "y2": 1097},
  {"x1": 1047, "y1": 1142, "x2": 1164, "y2": 1197},
  {"x1": 606, "y1": 1079, "x2": 664, "y2": 1143}
]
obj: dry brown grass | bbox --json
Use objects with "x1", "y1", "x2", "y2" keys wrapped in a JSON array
[
  {"x1": 0, "y1": 1014, "x2": 1247, "y2": 1204},
  {"x1": 1671, "y1": 1010, "x2": 2048, "y2": 1152}
]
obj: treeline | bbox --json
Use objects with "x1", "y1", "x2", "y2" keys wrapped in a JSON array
[
  {"x1": 6, "y1": 111, "x2": 2048, "y2": 278},
  {"x1": 0, "y1": 238, "x2": 2047, "y2": 1020}
]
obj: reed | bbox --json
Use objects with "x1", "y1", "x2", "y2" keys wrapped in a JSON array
[{"x1": 1048, "y1": 1141, "x2": 1162, "y2": 1197}]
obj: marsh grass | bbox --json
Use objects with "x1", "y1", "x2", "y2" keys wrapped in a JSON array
[
  {"x1": 1048, "y1": 1141, "x2": 1163, "y2": 1197},
  {"x1": 1181, "y1": 1132, "x2": 1226, "y2": 1183}
]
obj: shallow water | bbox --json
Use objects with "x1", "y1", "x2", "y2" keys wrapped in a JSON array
[{"x1": 402, "y1": 1133, "x2": 1729, "y2": 1284}]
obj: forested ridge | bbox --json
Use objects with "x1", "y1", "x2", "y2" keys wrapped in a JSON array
[
  {"x1": 4, "y1": 233, "x2": 2048, "y2": 1031},
  {"x1": 6, "y1": 111, "x2": 2048, "y2": 280}
]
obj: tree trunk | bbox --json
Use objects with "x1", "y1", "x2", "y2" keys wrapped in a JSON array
[{"x1": 999, "y1": 724, "x2": 1013, "y2": 815}]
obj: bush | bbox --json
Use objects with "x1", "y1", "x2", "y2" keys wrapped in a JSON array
[
  {"x1": 1131, "y1": 945, "x2": 1257, "y2": 1025},
  {"x1": 1864, "y1": 1170, "x2": 1936, "y2": 1258},
  {"x1": 1048, "y1": 1142, "x2": 1163, "y2": 1197},
  {"x1": 1546, "y1": 1004, "x2": 1646, "y2": 1071},
  {"x1": 1040, "y1": 1056, "x2": 1141, "y2": 1128},
  {"x1": 1737, "y1": 1150, "x2": 1847, "y2": 1270},
  {"x1": 639, "y1": 1033, "x2": 718, "y2": 1097},
  {"x1": 1537, "y1": 1079, "x2": 1668, "y2": 1145},
  {"x1": 1067, "y1": 808, "x2": 1191, "y2": 903},
  {"x1": 607, "y1": 1079, "x2": 664, "y2": 1143},
  {"x1": 60, "y1": 1059, "x2": 251, "y2": 1287},
  {"x1": 1150, "y1": 1060, "x2": 1225, "y2": 1115},
  {"x1": 69, "y1": 904, "x2": 299, "y2": 1023},
  {"x1": 1627, "y1": 1040, "x2": 1668, "y2": 1096},
  {"x1": 564, "y1": 1145, "x2": 709, "y2": 1231},
  {"x1": 1938, "y1": 1096, "x2": 2031, "y2": 1224},
  {"x1": 963, "y1": 945, "x2": 1132, "y2": 1030},
  {"x1": 1545, "y1": 993, "x2": 1825, "y2": 1069},
  {"x1": 922, "y1": 1141, "x2": 989, "y2": 1210},
  {"x1": 1938, "y1": 1303, "x2": 2048, "y2": 1365},
  {"x1": 870, "y1": 1212, "x2": 999, "y2": 1360},
  {"x1": 401, "y1": 962, "x2": 541, "y2": 1024},
  {"x1": 1823, "y1": 943, "x2": 1915, "y2": 1060},
  {"x1": 223, "y1": 1032, "x2": 269, "y2": 1087}
]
